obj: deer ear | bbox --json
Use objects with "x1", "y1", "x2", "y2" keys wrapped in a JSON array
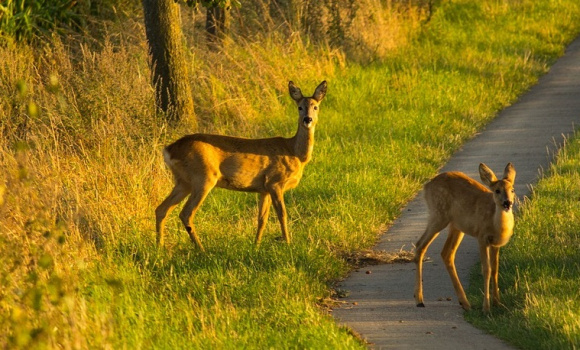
[
  {"x1": 289, "y1": 81, "x2": 303, "y2": 102},
  {"x1": 502, "y1": 162, "x2": 516, "y2": 184},
  {"x1": 313, "y1": 80, "x2": 327, "y2": 102},
  {"x1": 479, "y1": 163, "x2": 498, "y2": 187}
]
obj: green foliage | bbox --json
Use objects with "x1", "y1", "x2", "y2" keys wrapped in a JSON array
[
  {"x1": 466, "y1": 133, "x2": 580, "y2": 349},
  {"x1": 0, "y1": 0, "x2": 84, "y2": 43},
  {"x1": 0, "y1": 0, "x2": 139, "y2": 43}
]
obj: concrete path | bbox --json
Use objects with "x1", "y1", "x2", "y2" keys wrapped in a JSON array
[{"x1": 333, "y1": 36, "x2": 580, "y2": 349}]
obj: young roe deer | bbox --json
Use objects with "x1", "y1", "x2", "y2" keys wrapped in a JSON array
[
  {"x1": 155, "y1": 81, "x2": 327, "y2": 251},
  {"x1": 414, "y1": 163, "x2": 516, "y2": 313}
]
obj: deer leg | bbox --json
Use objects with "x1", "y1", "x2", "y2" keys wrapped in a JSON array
[
  {"x1": 490, "y1": 246, "x2": 501, "y2": 306},
  {"x1": 255, "y1": 192, "x2": 271, "y2": 245},
  {"x1": 441, "y1": 225, "x2": 470, "y2": 310},
  {"x1": 270, "y1": 189, "x2": 290, "y2": 244},
  {"x1": 155, "y1": 183, "x2": 189, "y2": 247},
  {"x1": 414, "y1": 217, "x2": 448, "y2": 307},
  {"x1": 479, "y1": 241, "x2": 492, "y2": 313},
  {"x1": 179, "y1": 181, "x2": 215, "y2": 252}
]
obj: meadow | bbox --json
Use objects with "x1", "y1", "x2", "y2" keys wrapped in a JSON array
[{"x1": 1, "y1": 0, "x2": 580, "y2": 348}]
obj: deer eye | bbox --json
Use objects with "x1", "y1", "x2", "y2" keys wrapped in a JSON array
[
  {"x1": 495, "y1": 189, "x2": 500, "y2": 194},
  {"x1": 314, "y1": 106, "x2": 318, "y2": 110}
]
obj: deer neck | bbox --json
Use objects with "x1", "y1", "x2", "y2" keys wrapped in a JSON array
[
  {"x1": 492, "y1": 206, "x2": 514, "y2": 245},
  {"x1": 292, "y1": 126, "x2": 315, "y2": 163}
]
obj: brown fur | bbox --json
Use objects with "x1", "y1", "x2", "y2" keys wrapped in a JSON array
[
  {"x1": 414, "y1": 163, "x2": 516, "y2": 313},
  {"x1": 155, "y1": 81, "x2": 327, "y2": 251}
]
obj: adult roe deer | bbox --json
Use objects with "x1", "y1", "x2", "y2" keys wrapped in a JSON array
[
  {"x1": 414, "y1": 163, "x2": 516, "y2": 313},
  {"x1": 155, "y1": 81, "x2": 327, "y2": 251}
]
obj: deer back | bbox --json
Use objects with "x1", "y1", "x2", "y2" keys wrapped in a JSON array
[
  {"x1": 424, "y1": 163, "x2": 516, "y2": 245},
  {"x1": 164, "y1": 134, "x2": 305, "y2": 193}
]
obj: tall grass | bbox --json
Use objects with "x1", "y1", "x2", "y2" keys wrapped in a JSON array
[
  {"x1": 466, "y1": 131, "x2": 580, "y2": 349},
  {"x1": 1, "y1": 0, "x2": 580, "y2": 347}
]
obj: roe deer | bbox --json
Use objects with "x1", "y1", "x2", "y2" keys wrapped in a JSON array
[
  {"x1": 155, "y1": 81, "x2": 327, "y2": 251},
  {"x1": 414, "y1": 163, "x2": 516, "y2": 313}
]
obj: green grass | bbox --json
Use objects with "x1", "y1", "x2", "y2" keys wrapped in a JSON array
[
  {"x1": 466, "y1": 132, "x2": 580, "y2": 349},
  {"x1": 1, "y1": 0, "x2": 580, "y2": 348}
]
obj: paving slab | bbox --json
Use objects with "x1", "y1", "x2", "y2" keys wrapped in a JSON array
[{"x1": 333, "y1": 36, "x2": 580, "y2": 349}]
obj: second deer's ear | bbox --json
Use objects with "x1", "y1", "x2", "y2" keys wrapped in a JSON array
[
  {"x1": 502, "y1": 163, "x2": 516, "y2": 184},
  {"x1": 313, "y1": 81, "x2": 327, "y2": 102},
  {"x1": 479, "y1": 163, "x2": 498, "y2": 187},
  {"x1": 289, "y1": 81, "x2": 303, "y2": 102}
]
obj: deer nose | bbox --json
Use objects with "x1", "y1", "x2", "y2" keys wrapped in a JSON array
[
  {"x1": 502, "y1": 200, "x2": 512, "y2": 211},
  {"x1": 303, "y1": 116, "x2": 313, "y2": 124}
]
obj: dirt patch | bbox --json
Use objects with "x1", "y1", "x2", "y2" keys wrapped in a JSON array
[{"x1": 344, "y1": 249, "x2": 415, "y2": 268}]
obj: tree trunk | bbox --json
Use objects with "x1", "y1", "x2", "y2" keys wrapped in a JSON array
[
  {"x1": 205, "y1": 2, "x2": 230, "y2": 51},
  {"x1": 142, "y1": 0, "x2": 195, "y2": 125}
]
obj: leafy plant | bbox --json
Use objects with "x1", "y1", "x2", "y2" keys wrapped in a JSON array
[{"x1": 0, "y1": 0, "x2": 84, "y2": 43}]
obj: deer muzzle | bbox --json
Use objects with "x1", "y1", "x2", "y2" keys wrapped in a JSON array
[{"x1": 502, "y1": 200, "x2": 512, "y2": 211}]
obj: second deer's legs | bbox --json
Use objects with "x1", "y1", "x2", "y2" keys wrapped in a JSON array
[
  {"x1": 414, "y1": 217, "x2": 448, "y2": 307},
  {"x1": 179, "y1": 180, "x2": 216, "y2": 252},
  {"x1": 441, "y1": 224, "x2": 470, "y2": 310},
  {"x1": 479, "y1": 242, "x2": 492, "y2": 313},
  {"x1": 255, "y1": 193, "x2": 272, "y2": 245},
  {"x1": 490, "y1": 245, "x2": 501, "y2": 306}
]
